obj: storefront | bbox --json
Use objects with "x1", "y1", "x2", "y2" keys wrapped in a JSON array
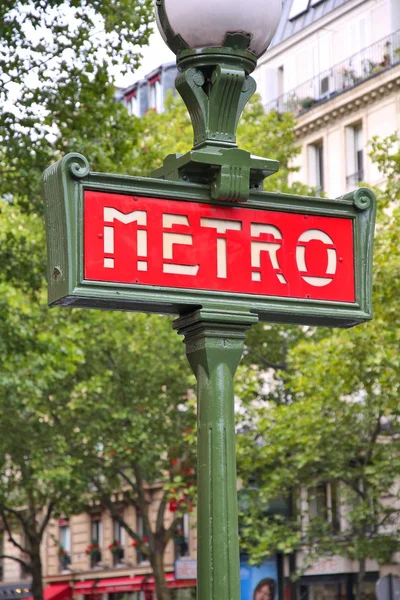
[
  {"x1": 0, "y1": 582, "x2": 31, "y2": 600},
  {"x1": 299, "y1": 572, "x2": 379, "y2": 600},
  {"x1": 73, "y1": 573, "x2": 196, "y2": 600}
]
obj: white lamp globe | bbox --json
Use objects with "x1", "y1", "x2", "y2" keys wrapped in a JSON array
[{"x1": 156, "y1": 0, "x2": 282, "y2": 58}]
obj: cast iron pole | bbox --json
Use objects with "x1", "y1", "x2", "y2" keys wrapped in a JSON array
[{"x1": 174, "y1": 309, "x2": 258, "y2": 600}]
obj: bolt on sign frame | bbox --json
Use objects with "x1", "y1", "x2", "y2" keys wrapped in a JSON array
[{"x1": 43, "y1": 152, "x2": 375, "y2": 600}]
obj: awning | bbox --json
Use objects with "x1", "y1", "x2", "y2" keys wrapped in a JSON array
[
  {"x1": 74, "y1": 579, "x2": 141, "y2": 595},
  {"x1": 27, "y1": 584, "x2": 72, "y2": 600},
  {"x1": 73, "y1": 574, "x2": 196, "y2": 595}
]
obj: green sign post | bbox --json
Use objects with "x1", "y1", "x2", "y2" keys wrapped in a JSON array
[{"x1": 42, "y1": 2, "x2": 376, "y2": 599}]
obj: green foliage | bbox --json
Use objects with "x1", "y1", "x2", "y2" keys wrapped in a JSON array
[
  {"x1": 67, "y1": 310, "x2": 195, "y2": 486},
  {"x1": 0, "y1": 2, "x2": 153, "y2": 597},
  {"x1": 0, "y1": 15, "x2": 321, "y2": 594},
  {"x1": 237, "y1": 99, "x2": 313, "y2": 195},
  {"x1": 0, "y1": 1, "x2": 153, "y2": 212},
  {"x1": 128, "y1": 91, "x2": 316, "y2": 198},
  {"x1": 237, "y1": 134, "x2": 400, "y2": 577}
]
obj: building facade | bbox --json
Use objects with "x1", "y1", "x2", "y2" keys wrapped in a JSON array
[
  {"x1": 117, "y1": 63, "x2": 178, "y2": 118},
  {"x1": 254, "y1": 0, "x2": 400, "y2": 197},
  {"x1": 0, "y1": 488, "x2": 196, "y2": 600},
  {"x1": 41, "y1": 490, "x2": 196, "y2": 600}
]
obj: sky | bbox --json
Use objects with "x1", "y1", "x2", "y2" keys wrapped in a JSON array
[{"x1": 115, "y1": 23, "x2": 176, "y2": 89}]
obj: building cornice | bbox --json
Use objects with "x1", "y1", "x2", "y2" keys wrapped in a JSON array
[
  {"x1": 258, "y1": 0, "x2": 371, "y2": 66},
  {"x1": 295, "y1": 65, "x2": 400, "y2": 138}
]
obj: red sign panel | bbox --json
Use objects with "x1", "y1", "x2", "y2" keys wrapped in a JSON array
[{"x1": 84, "y1": 191, "x2": 355, "y2": 303}]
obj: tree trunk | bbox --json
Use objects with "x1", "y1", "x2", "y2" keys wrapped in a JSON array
[
  {"x1": 30, "y1": 541, "x2": 44, "y2": 600},
  {"x1": 356, "y1": 558, "x2": 366, "y2": 600},
  {"x1": 151, "y1": 550, "x2": 171, "y2": 600}
]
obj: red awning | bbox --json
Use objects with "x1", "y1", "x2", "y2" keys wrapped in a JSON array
[
  {"x1": 125, "y1": 89, "x2": 137, "y2": 100},
  {"x1": 27, "y1": 584, "x2": 72, "y2": 600},
  {"x1": 147, "y1": 73, "x2": 160, "y2": 85},
  {"x1": 73, "y1": 575, "x2": 196, "y2": 595}
]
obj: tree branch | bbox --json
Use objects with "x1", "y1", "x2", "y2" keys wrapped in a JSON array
[
  {"x1": 117, "y1": 469, "x2": 140, "y2": 509},
  {"x1": 0, "y1": 554, "x2": 31, "y2": 570},
  {"x1": 39, "y1": 502, "x2": 55, "y2": 539},
  {"x1": 0, "y1": 508, "x2": 32, "y2": 557},
  {"x1": 244, "y1": 347, "x2": 286, "y2": 371},
  {"x1": 363, "y1": 412, "x2": 382, "y2": 467},
  {"x1": 91, "y1": 478, "x2": 148, "y2": 555},
  {"x1": 156, "y1": 493, "x2": 168, "y2": 535},
  {"x1": 165, "y1": 515, "x2": 183, "y2": 545}
]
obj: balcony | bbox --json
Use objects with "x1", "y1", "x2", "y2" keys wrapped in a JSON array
[{"x1": 266, "y1": 30, "x2": 400, "y2": 116}]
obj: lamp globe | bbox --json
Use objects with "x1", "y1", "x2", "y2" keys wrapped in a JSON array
[{"x1": 156, "y1": 0, "x2": 282, "y2": 58}]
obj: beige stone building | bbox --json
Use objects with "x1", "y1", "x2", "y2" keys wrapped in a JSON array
[
  {"x1": 254, "y1": 0, "x2": 400, "y2": 198},
  {"x1": 251, "y1": 1, "x2": 400, "y2": 599},
  {"x1": 0, "y1": 489, "x2": 196, "y2": 600}
]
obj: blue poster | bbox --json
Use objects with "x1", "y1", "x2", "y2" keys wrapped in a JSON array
[{"x1": 240, "y1": 557, "x2": 278, "y2": 600}]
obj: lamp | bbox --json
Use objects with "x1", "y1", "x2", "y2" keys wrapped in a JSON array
[
  {"x1": 153, "y1": 0, "x2": 282, "y2": 202},
  {"x1": 156, "y1": 0, "x2": 282, "y2": 57}
]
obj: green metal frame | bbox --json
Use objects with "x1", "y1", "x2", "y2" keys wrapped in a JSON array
[
  {"x1": 174, "y1": 309, "x2": 258, "y2": 600},
  {"x1": 42, "y1": 152, "x2": 376, "y2": 328}
]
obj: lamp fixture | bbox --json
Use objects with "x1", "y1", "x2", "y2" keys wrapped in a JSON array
[{"x1": 153, "y1": 0, "x2": 283, "y2": 202}]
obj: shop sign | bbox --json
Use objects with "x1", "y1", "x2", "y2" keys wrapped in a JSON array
[
  {"x1": 175, "y1": 559, "x2": 197, "y2": 580},
  {"x1": 43, "y1": 153, "x2": 376, "y2": 327}
]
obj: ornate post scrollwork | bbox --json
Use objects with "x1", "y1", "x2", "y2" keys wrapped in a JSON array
[{"x1": 152, "y1": 45, "x2": 279, "y2": 202}]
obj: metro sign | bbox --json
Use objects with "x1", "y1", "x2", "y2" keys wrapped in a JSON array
[
  {"x1": 85, "y1": 191, "x2": 354, "y2": 303},
  {"x1": 43, "y1": 154, "x2": 376, "y2": 327}
]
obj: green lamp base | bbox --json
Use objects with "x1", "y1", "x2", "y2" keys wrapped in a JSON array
[{"x1": 152, "y1": 44, "x2": 280, "y2": 202}]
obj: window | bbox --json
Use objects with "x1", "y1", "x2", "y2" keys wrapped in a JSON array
[
  {"x1": 351, "y1": 17, "x2": 368, "y2": 55},
  {"x1": 136, "y1": 515, "x2": 148, "y2": 564},
  {"x1": 59, "y1": 521, "x2": 71, "y2": 553},
  {"x1": 289, "y1": 0, "x2": 327, "y2": 20},
  {"x1": 112, "y1": 518, "x2": 125, "y2": 565},
  {"x1": 59, "y1": 519, "x2": 71, "y2": 572},
  {"x1": 129, "y1": 95, "x2": 138, "y2": 117},
  {"x1": 91, "y1": 516, "x2": 102, "y2": 545},
  {"x1": 289, "y1": 0, "x2": 310, "y2": 20},
  {"x1": 174, "y1": 515, "x2": 190, "y2": 560},
  {"x1": 148, "y1": 79, "x2": 163, "y2": 113},
  {"x1": 345, "y1": 123, "x2": 364, "y2": 189},
  {"x1": 277, "y1": 66, "x2": 284, "y2": 98},
  {"x1": 308, "y1": 484, "x2": 327, "y2": 521},
  {"x1": 307, "y1": 483, "x2": 340, "y2": 532},
  {"x1": 90, "y1": 514, "x2": 102, "y2": 568},
  {"x1": 307, "y1": 141, "x2": 324, "y2": 195}
]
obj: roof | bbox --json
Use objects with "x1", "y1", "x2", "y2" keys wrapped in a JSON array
[
  {"x1": 270, "y1": 0, "x2": 354, "y2": 48},
  {"x1": 118, "y1": 62, "x2": 177, "y2": 100}
]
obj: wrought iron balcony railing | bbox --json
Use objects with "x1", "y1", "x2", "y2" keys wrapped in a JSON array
[{"x1": 265, "y1": 29, "x2": 400, "y2": 116}]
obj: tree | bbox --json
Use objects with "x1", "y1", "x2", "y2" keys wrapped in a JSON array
[
  {"x1": 130, "y1": 90, "x2": 316, "y2": 197},
  {"x1": 0, "y1": 0, "x2": 153, "y2": 211},
  {"x1": 65, "y1": 310, "x2": 196, "y2": 600},
  {"x1": 236, "y1": 135, "x2": 400, "y2": 600},
  {"x1": 0, "y1": 204, "x2": 90, "y2": 600},
  {"x1": 0, "y1": 14, "x2": 319, "y2": 596},
  {"x1": 0, "y1": 3, "x2": 153, "y2": 599}
]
